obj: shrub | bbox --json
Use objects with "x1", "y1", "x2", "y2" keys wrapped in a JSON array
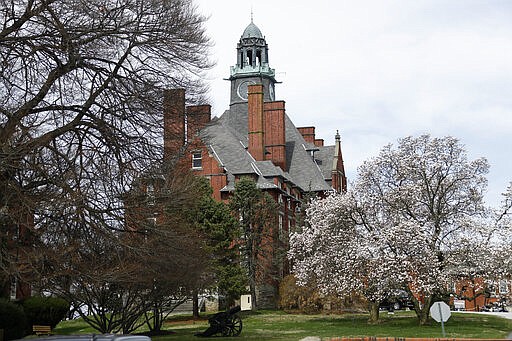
[
  {"x1": 0, "y1": 298, "x2": 26, "y2": 340},
  {"x1": 279, "y1": 275, "x2": 322, "y2": 314},
  {"x1": 279, "y1": 275, "x2": 368, "y2": 314},
  {"x1": 22, "y1": 296, "x2": 70, "y2": 329}
]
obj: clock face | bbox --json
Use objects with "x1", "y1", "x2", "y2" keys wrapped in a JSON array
[
  {"x1": 269, "y1": 84, "x2": 275, "y2": 101},
  {"x1": 237, "y1": 80, "x2": 255, "y2": 100}
]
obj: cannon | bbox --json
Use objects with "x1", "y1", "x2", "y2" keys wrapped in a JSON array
[{"x1": 195, "y1": 306, "x2": 243, "y2": 337}]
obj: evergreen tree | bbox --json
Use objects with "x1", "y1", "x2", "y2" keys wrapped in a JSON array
[
  {"x1": 229, "y1": 177, "x2": 278, "y2": 310},
  {"x1": 193, "y1": 179, "x2": 247, "y2": 312}
]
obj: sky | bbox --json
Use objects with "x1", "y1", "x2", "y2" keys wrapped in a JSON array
[{"x1": 194, "y1": 0, "x2": 512, "y2": 207}]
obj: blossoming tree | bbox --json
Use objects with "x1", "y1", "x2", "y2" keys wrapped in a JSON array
[{"x1": 289, "y1": 135, "x2": 490, "y2": 324}]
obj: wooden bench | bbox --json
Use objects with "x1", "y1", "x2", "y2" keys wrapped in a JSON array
[{"x1": 32, "y1": 325, "x2": 52, "y2": 336}]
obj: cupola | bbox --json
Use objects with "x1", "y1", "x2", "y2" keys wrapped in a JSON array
[{"x1": 228, "y1": 20, "x2": 278, "y2": 105}]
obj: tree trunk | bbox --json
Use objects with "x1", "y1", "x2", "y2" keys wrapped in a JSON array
[
  {"x1": 250, "y1": 280, "x2": 257, "y2": 311},
  {"x1": 248, "y1": 246, "x2": 258, "y2": 310},
  {"x1": 418, "y1": 307, "x2": 430, "y2": 325},
  {"x1": 368, "y1": 300, "x2": 380, "y2": 324},
  {"x1": 411, "y1": 294, "x2": 432, "y2": 325},
  {"x1": 152, "y1": 302, "x2": 160, "y2": 331},
  {"x1": 192, "y1": 290, "x2": 199, "y2": 318}
]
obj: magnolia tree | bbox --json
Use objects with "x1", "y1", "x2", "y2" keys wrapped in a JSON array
[
  {"x1": 289, "y1": 135, "x2": 490, "y2": 324},
  {"x1": 479, "y1": 183, "x2": 512, "y2": 297},
  {"x1": 289, "y1": 192, "x2": 409, "y2": 322}
]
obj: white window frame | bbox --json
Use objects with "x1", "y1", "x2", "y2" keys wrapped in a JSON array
[
  {"x1": 192, "y1": 151, "x2": 202, "y2": 169},
  {"x1": 278, "y1": 214, "x2": 284, "y2": 240},
  {"x1": 10, "y1": 277, "x2": 17, "y2": 300}
]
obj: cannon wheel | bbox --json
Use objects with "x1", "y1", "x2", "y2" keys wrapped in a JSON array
[{"x1": 221, "y1": 314, "x2": 242, "y2": 336}]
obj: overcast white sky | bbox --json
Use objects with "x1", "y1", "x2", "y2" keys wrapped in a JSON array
[{"x1": 194, "y1": 0, "x2": 512, "y2": 207}]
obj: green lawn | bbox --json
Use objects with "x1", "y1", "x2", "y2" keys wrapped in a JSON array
[{"x1": 54, "y1": 310, "x2": 512, "y2": 341}]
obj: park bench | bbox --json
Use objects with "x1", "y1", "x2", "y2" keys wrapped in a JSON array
[{"x1": 33, "y1": 325, "x2": 52, "y2": 336}]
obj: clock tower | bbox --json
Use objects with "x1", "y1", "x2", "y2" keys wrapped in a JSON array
[{"x1": 229, "y1": 20, "x2": 278, "y2": 105}]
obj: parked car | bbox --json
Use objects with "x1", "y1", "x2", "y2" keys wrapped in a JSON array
[
  {"x1": 379, "y1": 291, "x2": 414, "y2": 311},
  {"x1": 481, "y1": 301, "x2": 508, "y2": 312}
]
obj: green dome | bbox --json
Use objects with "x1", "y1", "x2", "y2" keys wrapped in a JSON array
[{"x1": 242, "y1": 21, "x2": 263, "y2": 39}]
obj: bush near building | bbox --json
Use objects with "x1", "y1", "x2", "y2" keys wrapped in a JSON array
[
  {"x1": 0, "y1": 298, "x2": 26, "y2": 340},
  {"x1": 279, "y1": 275, "x2": 367, "y2": 314},
  {"x1": 22, "y1": 296, "x2": 70, "y2": 329}
]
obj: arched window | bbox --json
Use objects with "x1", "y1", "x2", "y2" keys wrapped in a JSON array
[{"x1": 247, "y1": 50, "x2": 253, "y2": 66}]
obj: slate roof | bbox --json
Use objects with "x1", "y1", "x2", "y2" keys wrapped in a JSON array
[
  {"x1": 242, "y1": 21, "x2": 264, "y2": 39},
  {"x1": 199, "y1": 102, "x2": 332, "y2": 194},
  {"x1": 314, "y1": 145, "x2": 335, "y2": 181}
]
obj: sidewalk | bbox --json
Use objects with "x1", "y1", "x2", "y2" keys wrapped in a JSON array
[{"x1": 454, "y1": 310, "x2": 512, "y2": 320}]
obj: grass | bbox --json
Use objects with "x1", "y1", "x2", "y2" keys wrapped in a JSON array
[{"x1": 54, "y1": 310, "x2": 512, "y2": 341}]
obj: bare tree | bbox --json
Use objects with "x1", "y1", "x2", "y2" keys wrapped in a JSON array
[
  {"x1": 0, "y1": 0, "x2": 212, "y2": 292},
  {"x1": 40, "y1": 166, "x2": 210, "y2": 333}
]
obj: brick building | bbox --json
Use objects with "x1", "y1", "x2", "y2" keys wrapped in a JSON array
[
  {"x1": 451, "y1": 276, "x2": 511, "y2": 311},
  {"x1": 162, "y1": 20, "x2": 347, "y2": 308},
  {"x1": 1, "y1": 205, "x2": 33, "y2": 300}
]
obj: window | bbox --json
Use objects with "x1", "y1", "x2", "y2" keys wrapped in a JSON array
[
  {"x1": 10, "y1": 277, "x2": 17, "y2": 300},
  {"x1": 278, "y1": 215, "x2": 283, "y2": 240},
  {"x1": 247, "y1": 50, "x2": 253, "y2": 66},
  {"x1": 146, "y1": 184, "x2": 155, "y2": 206},
  {"x1": 192, "y1": 151, "x2": 202, "y2": 169},
  {"x1": 499, "y1": 280, "x2": 509, "y2": 294},
  {"x1": 256, "y1": 50, "x2": 261, "y2": 66}
]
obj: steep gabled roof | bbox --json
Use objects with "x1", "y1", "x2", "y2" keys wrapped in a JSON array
[
  {"x1": 283, "y1": 115, "x2": 331, "y2": 192},
  {"x1": 198, "y1": 103, "x2": 331, "y2": 193},
  {"x1": 314, "y1": 145, "x2": 336, "y2": 181}
]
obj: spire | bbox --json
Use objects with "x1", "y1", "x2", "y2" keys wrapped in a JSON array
[{"x1": 332, "y1": 130, "x2": 347, "y2": 193}]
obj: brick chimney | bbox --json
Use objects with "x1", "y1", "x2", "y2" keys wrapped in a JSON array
[
  {"x1": 163, "y1": 89, "x2": 185, "y2": 161},
  {"x1": 264, "y1": 101, "x2": 286, "y2": 171},
  {"x1": 314, "y1": 139, "x2": 324, "y2": 147},
  {"x1": 297, "y1": 126, "x2": 316, "y2": 144},
  {"x1": 248, "y1": 84, "x2": 265, "y2": 161},
  {"x1": 186, "y1": 105, "x2": 211, "y2": 142}
]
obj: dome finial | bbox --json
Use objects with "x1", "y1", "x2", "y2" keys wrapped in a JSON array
[{"x1": 250, "y1": 6, "x2": 254, "y2": 22}]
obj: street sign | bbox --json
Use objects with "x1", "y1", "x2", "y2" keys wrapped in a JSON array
[
  {"x1": 430, "y1": 301, "x2": 451, "y2": 337},
  {"x1": 430, "y1": 301, "x2": 451, "y2": 322}
]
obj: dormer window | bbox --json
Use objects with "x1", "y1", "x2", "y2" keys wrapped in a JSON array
[{"x1": 192, "y1": 151, "x2": 202, "y2": 169}]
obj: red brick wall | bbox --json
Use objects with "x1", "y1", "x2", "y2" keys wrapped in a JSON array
[
  {"x1": 297, "y1": 126, "x2": 316, "y2": 144},
  {"x1": 329, "y1": 336, "x2": 505, "y2": 341},
  {"x1": 163, "y1": 89, "x2": 185, "y2": 160},
  {"x1": 187, "y1": 105, "x2": 211, "y2": 142},
  {"x1": 248, "y1": 84, "x2": 265, "y2": 161},
  {"x1": 187, "y1": 137, "x2": 227, "y2": 202},
  {"x1": 264, "y1": 101, "x2": 286, "y2": 171},
  {"x1": 451, "y1": 277, "x2": 503, "y2": 311},
  {"x1": 314, "y1": 139, "x2": 324, "y2": 147}
]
